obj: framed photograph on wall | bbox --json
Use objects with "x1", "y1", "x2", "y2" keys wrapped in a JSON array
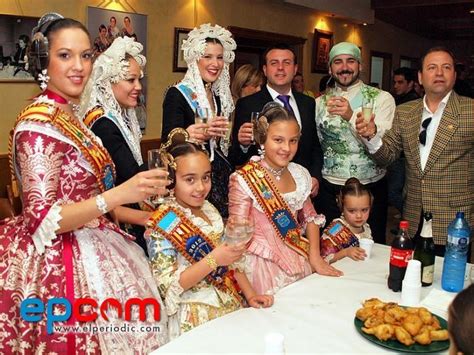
[
  {"x1": 87, "y1": 6, "x2": 147, "y2": 56},
  {"x1": 0, "y1": 14, "x2": 39, "y2": 82},
  {"x1": 312, "y1": 29, "x2": 333, "y2": 73},
  {"x1": 173, "y1": 27, "x2": 191, "y2": 72},
  {"x1": 87, "y1": 6, "x2": 148, "y2": 131}
]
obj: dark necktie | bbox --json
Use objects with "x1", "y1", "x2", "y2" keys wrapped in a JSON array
[
  {"x1": 418, "y1": 117, "x2": 432, "y2": 145},
  {"x1": 276, "y1": 95, "x2": 294, "y2": 114}
]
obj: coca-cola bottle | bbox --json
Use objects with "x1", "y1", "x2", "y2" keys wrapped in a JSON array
[{"x1": 388, "y1": 220, "x2": 414, "y2": 292}]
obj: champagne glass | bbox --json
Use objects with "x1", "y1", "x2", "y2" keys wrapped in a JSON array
[
  {"x1": 195, "y1": 107, "x2": 209, "y2": 125},
  {"x1": 147, "y1": 149, "x2": 168, "y2": 204},
  {"x1": 220, "y1": 116, "x2": 232, "y2": 156},
  {"x1": 362, "y1": 97, "x2": 374, "y2": 123},
  {"x1": 326, "y1": 87, "x2": 342, "y2": 118},
  {"x1": 223, "y1": 215, "x2": 255, "y2": 246},
  {"x1": 250, "y1": 111, "x2": 260, "y2": 144}
]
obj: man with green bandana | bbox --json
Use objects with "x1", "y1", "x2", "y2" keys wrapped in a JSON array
[{"x1": 314, "y1": 41, "x2": 395, "y2": 245}]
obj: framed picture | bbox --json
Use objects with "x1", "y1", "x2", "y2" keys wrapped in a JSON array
[
  {"x1": 173, "y1": 28, "x2": 191, "y2": 72},
  {"x1": 87, "y1": 6, "x2": 148, "y2": 131},
  {"x1": 312, "y1": 29, "x2": 333, "y2": 73},
  {"x1": 87, "y1": 7, "x2": 147, "y2": 56},
  {"x1": 0, "y1": 14, "x2": 39, "y2": 82}
]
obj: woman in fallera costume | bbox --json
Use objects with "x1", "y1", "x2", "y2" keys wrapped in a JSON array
[
  {"x1": 0, "y1": 13, "x2": 168, "y2": 353},
  {"x1": 161, "y1": 23, "x2": 236, "y2": 218},
  {"x1": 228, "y1": 103, "x2": 342, "y2": 295},
  {"x1": 81, "y1": 36, "x2": 149, "y2": 253}
]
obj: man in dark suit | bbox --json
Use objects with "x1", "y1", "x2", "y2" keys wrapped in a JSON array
[{"x1": 230, "y1": 44, "x2": 323, "y2": 195}]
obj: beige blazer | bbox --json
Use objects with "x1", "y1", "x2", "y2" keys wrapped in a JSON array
[{"x1": 373, "y1": 92, "x2": 473, "y2": 245}]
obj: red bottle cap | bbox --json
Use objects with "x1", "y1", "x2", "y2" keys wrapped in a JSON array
[{"x1": 399, "y1": 220, "x2": 409, "y2": 229}]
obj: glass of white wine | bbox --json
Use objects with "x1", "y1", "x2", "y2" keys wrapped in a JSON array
[
  {"x1": 362, "y1": 97, "x2": 374, "y2": 123},
  {"x1": 326, "y1": 86, "x2": 343, "y2": 118},
  {"x1": 224, "y1": 215, "x2": 255, "y2": 247},
  {"x1": 250, "y1": 111, "x2": 260, "y2": 144},
  {"x1": 147, "y1": 149, "x2": 168, "y2": 204}
]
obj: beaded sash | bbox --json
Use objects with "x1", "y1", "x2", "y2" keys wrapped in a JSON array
[
  {"x1": 147, "y1": 204, "x2": 244, "y2": 304},
  {"x1": 9, "y1": 102, "x2": 116, "y2": 194},
  {"x1": 237, "y1": 162, "x2": 309, "y2": 259}
]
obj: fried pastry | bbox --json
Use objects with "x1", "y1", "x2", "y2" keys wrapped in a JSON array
[
  {"x1": 414, "y1": 328, "x2": 432, "y2": 345},
  {"x1": 357, "y1": 298, "x2": 448, "y2": 347},
  {"x1": 430, "y1": 329, "x2": 449, "y2": 341},
  {"x1": 395, "y1": 326, "x2": 415, "y2": 346},
  {"x1": 402, "y1": 314, "x2": 424, "y2": 337},
  {"x1": 362, "y1": 324, "x2": 395, "y2": 341}
]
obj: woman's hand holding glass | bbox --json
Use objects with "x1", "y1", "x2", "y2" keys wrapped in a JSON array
[
  {"x1": 113, "y1": 168, "x2": 170, "y2": 205},
  {"x1": 206, "y1": 116, "x2": 229, "y2": 139}
]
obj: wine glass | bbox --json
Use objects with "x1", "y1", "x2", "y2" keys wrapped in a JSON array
[
  {"x1": 362, "y1": 97, "x2": 374, "y2": 123},
  {"x1": 223, "y1": 215, "x2": 255, "y2": 246},
  {"x1": 326, "y1": 86, "x2": 343, "y2": 118},
  {"x1": 147, "y1": 149, "x2": 168, "y2": 204},
  {"x1": 250, "y1": 111, "x2": 260, "y2": 144}
]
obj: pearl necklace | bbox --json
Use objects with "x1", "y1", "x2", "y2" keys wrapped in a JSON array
[{"x1": 262, "y1": 159, "x2": 286, "y2": 181}]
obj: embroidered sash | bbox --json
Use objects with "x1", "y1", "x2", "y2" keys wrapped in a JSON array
[
  {"x1": 10, "y1": 102, "x2": 116, "y2": 193},
  {"x1": 237, "y1": 162, "x2": 309, "y2": 259},
  {"x1": 147, "y1": 205, "x2": 244, "y2": 304},
  {"x1": 83, "y1": 105, "x2": 105, "y2": 128},
  {"x1": 320, "y1": 219, "x2": 359, "y2": 258},
  {"x1": 175, "y1": 83, "x2": 200, "y2": 112}
]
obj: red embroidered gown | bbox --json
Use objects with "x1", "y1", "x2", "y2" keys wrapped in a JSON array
[{"x1": 0, "y1": 100, "x2": 168, "y2": 354}]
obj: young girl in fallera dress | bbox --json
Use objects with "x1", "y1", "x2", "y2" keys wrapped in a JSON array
[
  {"x1": 320, "y1": 177, "x2": 373, "y2": 263},
  {"x1": 145, "y1": 129, "x2": 273, "y2": 340},
  {"x1": 228, "y1": 103, "x2": 342, "y2": 296}
]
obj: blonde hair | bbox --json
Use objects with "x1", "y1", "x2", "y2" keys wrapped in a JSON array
[{"x1": 231, "y1": 64, "x2": 264, "y2": 101}]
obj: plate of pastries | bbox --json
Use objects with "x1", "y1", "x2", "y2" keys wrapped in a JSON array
[{"x1": 354, "y1": 298, "x2": 450, "y2": 353}]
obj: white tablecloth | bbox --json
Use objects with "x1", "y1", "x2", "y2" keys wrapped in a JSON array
[{"x1": 153, "y1": 244, "x2": 464, "y2": 354}]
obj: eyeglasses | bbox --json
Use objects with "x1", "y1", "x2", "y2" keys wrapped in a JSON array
[{"x1": 418, "y1": 117, "x2": 432, "y2": 145}]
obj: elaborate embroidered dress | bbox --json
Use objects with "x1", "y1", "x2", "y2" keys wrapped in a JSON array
[
  {"x1": 228, "y1": 157, "x2": 325, "y2": 295},
  {"x1": 320, "y1": 216, "x2": 372, "y2": 262},
  {"x1": 0, "y1": 99, "x2": 168, "y2": 354},
  {"x1": 145, "y1": 200, "x2": 242, "y2": 340}
]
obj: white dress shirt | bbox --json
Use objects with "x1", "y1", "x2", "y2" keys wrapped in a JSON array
[
  {"x1": 266, "y1": 84, "x2": 302, "y2": 127},
  {"x1": 364, "y1": 91, "x2": 452, "y2": 171}
]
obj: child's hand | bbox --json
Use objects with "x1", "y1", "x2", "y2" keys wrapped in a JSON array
[
  {"x1": 346, "y1": 247, "x2": 367, "y2": 261},
  {"x1": 247, "y1": 294, "x2": 274, "y2": 308},
  {"x1": 310, "y1": 255, "x2": 344, "y2": 277},
  {"x1": 211, "y1": 243, "x2": 246, "y2": 266}
]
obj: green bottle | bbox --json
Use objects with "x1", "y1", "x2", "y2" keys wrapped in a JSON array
[{"x1": 414, "y1": 212, "x2": 435, "y2": 286}]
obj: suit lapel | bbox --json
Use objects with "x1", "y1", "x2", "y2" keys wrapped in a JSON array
[
  {"x1": 406, "y1": 103, "x2": 424, "y2": 176},
  {"x1": 423, "y1": 93, "x2": 460, "y2": 175}
]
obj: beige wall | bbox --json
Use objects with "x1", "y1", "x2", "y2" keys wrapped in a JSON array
[{"x1": 0, "y1": 0, "x2": 436, "y2": 153}]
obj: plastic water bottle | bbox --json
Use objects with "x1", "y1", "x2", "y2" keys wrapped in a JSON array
[{"x1": 441, "y1": 212, "x2": 471, "y2": 292}]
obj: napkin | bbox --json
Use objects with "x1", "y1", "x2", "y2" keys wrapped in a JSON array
[{"x1": 420, "y1": 288, "x2": 456, "y2": 319}]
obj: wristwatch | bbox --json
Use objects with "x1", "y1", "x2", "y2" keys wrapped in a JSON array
[{"x1": 367, "y1": 124, "x2": 378, "y2": 141}]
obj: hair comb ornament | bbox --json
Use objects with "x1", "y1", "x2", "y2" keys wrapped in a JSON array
[{"x1": 159, "y1": 128, "x2": 191, "y2": 170}]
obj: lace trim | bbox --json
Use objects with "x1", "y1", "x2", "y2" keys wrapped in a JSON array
[
  {"x1": 163, "y1": 264, "x2": 186, "y2": 316},
  {"x1": 300, "y1": 215, "x2": 326, "y2": 234},
  {"x1": 31, "y1": 202, "x2": 62, "y2": 255},
  {"x1": 168, "y1": 199, "x2": 224, "y2": 236}
]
